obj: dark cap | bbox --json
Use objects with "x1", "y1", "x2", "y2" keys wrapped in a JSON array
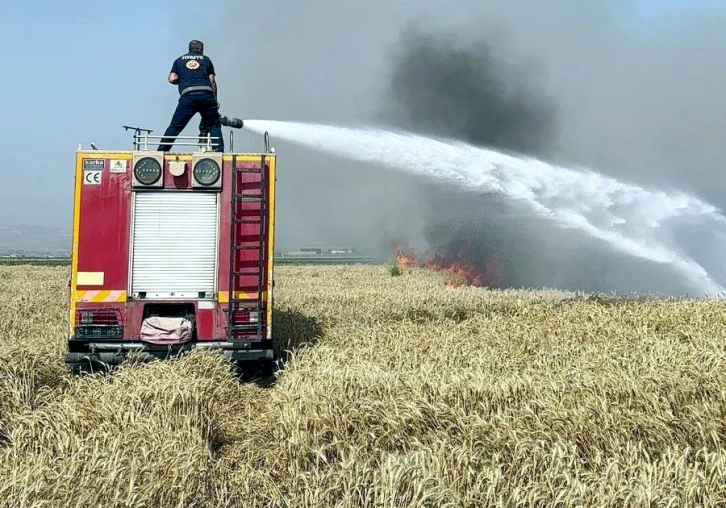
[{"x1": 189, "y1": 39, "x2": 204, "y2": 52}]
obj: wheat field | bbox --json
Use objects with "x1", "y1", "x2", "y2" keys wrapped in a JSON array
[{"x1": 0, "y1": 264, "x2": 724, "y2": 507}]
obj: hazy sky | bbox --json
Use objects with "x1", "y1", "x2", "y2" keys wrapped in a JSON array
[{"x1": 2, "y1": 0, "x2": 725, "y2": 249}]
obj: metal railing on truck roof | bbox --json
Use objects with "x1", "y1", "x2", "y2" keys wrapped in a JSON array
[
  {"x1": 120, "y1": 123, "x2": 273, "y2": 153},
  {"x1": 122, "y1": 126, "x2": 221, "y2": 152}
]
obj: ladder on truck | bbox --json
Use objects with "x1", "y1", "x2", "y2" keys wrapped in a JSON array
[{"x1": 227, "y1": 154, "x2": 267, "y2": 341}]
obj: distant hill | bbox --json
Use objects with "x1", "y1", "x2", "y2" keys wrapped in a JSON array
[{"x1": 0, "y1": 224, "x2": 71, "y2": 256}]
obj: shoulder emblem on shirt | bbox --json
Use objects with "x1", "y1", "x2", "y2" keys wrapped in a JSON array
[{"x1": 185, "y1": 60, "x2": 200, "y2": 70}]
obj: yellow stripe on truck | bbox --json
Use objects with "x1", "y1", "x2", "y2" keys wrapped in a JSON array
[
  {"x1": 76, "y1": 290, "x2": 127, "y2": 303},
  {"x1": 69, "y1": 153, "x2": 83, "y2": 332},
  {"x1": 267, "y1": 156, "x2": 276, "y2": 339},
  {"x1": 218, "y1": 291, "x2": 267, "y2": 304}
]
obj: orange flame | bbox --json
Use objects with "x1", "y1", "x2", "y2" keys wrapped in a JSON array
[
  {"x1": 394, "y1": 244, "x2": 502, "y2": 288},
  {"x1": 395, "y1": 247, "x2": 418, "y2": 267}
]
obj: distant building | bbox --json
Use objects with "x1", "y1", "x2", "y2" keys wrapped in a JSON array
[{"x1": 279, "y1": 246, "x2": 361, "y2": 257}]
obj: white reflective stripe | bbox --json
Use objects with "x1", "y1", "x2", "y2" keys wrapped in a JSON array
[
  {"x1": 130, "y1": 192, "x2": 218, "y2": 295},
  {"x1": 180, "y1": 85, "x2": 214, "y2": 95}
]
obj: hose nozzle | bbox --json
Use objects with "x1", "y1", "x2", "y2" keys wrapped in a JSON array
[{"x1": 219, "y1": 116, "x2": 244, "y2": 129}]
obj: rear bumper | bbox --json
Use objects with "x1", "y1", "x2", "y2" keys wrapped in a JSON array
[{"x1": 65, "y1": 339, "x2": 274, "y2": 366}]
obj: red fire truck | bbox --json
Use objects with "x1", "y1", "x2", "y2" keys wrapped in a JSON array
[{"x1": 65, "y1": 124, "x2": 276, "y2": 374}]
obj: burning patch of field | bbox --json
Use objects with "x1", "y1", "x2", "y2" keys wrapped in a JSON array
[
  {"x1": 0, "y1": 265, "x2": 724, "y2": 507},
  {"x1": 396, "y1": 245, "x2": 503, "y2": 287}
]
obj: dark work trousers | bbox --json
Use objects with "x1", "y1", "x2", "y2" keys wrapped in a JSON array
[{"x1": 157, "y1": 91, "x2": 224, "y2": 152}]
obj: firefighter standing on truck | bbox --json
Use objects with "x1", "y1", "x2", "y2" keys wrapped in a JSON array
[{"x1": 157, "y1": 40, "x2": 224, "y2": 152}]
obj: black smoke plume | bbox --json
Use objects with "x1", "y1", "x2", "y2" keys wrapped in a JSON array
[{"x1": 384, "y1": 25, "x2": 557, "y2": 157}]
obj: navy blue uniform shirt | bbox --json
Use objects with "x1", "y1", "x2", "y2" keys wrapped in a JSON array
[{"x1": 170, "y1": 50, "x2": 216, "y2": 95}]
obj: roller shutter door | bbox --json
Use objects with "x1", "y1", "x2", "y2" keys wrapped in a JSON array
[{"x1": 130, "y1": 192, "x2": 218, "y2": 298}]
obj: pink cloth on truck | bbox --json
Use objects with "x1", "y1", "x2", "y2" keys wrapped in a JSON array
[{"x1": 140, "y1": 316, "x2": 192, "y2": 345}]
